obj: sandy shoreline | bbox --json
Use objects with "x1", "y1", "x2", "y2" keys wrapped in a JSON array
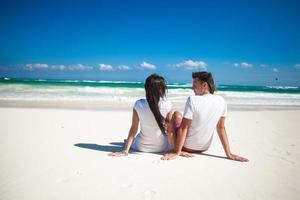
[
  {"x1": 1, "y1": 99, "x2": 300, "y2": 111},
  {"x1": 0, "y1": 107, "x2": 300, "y2": 199}
]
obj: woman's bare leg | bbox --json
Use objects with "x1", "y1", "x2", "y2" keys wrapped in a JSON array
[
  {"x1": 172, "y1": 111, "x2": 183, "y2": 132},
  {"x1": 166, "y1": 111, "x2": 182, "y2": 149},
  {"x1": 166, "y1": 111, "x2": 194, "y2": 157},
  {"x1": 166, "y1": 111, "x2": 176, "y2": 149}
]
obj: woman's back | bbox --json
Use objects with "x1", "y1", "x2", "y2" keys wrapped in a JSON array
[{"x1": 132, "y1": 98, "x2": 172, "y2": 152}]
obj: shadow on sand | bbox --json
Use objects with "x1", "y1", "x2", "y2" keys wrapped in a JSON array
[
  {"x1": 197, "y1": 153, "x2": 228, "y2": 160},
  {"x1": 74, "y1": 141, "x2": 228, "y2": 160},
  {"x1": 74, "y1": 142, "x2": 125, "y2": 153}
]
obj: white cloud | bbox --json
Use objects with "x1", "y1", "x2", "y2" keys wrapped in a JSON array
[
  {"x1": 233, "y1": 62, "x2": 253, "y2": 68},
  {"x1": 272, "y1": 68, "x2": 279, "y2": 73},
  {"x1": 99, "y1": 64, "x2": 114, "y2": 71},
  {"x1": 295, "y1": 64, "x2": 300, "y2": 69},
  {"x1": 25, "y1": 63, "x2": 48, "y2": 70},
  {"x1": 174, "y1": 59, "x2": 208, "y2": 70},
  {"x1": 68, "y1": 64, "x2": 93, "y2": 71},
  {"x1": 117, "y1": 65, "x2": 131, "y2": 70},
  {"x1": 233, "y1": 63, "x2": 239, "y2": 67},
  {"x1": 140, "y1": 61, "x2": 156, "y2": 70},
  {"x1": 51, "y1": 65, "x2": 67, "y2": 71},
  {"x1": 240, "y1": 62, "x2": 253, "y2": 68},
  {"x1": 48, "y1": 64, "x2": 93, "y2": 71}
]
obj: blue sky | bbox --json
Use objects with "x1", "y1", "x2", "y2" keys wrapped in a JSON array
[{"x1": 0, "y1": 0, "x2": 300, "y2": 85}]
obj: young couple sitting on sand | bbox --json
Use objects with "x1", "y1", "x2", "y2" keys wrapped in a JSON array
[{"x1": 109, "y1": 72, "x2": 249, "y2": 162}]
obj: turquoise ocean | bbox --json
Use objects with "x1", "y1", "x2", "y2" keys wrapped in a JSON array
[{"x1": 1, "y1": 77, "x2": 300, "y2": 109}]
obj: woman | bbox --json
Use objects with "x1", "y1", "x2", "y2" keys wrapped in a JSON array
[{"x1": 109, "y1": 74, "x2": 175, "y2": 156}]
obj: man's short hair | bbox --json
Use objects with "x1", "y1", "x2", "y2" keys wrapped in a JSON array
[{"x1": 192, "y1": 72, "x2": 216, "y2": 94}]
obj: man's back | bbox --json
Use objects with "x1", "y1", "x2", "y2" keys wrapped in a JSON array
[{"x1": 183, "y1": 94, "x2": 227, "y2": 151}]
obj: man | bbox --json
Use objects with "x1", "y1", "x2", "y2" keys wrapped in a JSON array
[{"x1": 162, "y1": 72, "x2": 248, "y2": 162}]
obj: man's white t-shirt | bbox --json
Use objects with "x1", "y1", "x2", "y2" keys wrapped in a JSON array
[
  {"x1": 131, "y1": 98, "x2": 173, "y2": 153},
  {"x1": 183, "y1": 94, "x2": 227, "y2": 151}
]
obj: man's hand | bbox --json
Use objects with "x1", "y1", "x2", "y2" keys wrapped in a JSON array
[{"x1": 227, "y1": 153, "x2": 249, "y2": 162}]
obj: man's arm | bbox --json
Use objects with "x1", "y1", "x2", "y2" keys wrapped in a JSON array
[
  {"x1": 175, "y1": 118, "x2": 191, "y2": 154},
  {"x1": 217, "y1": 117, "x2": 249, "y2": 162},
  {"x1": 161, "y1": 118, "x2": 192, "y2": 160}
]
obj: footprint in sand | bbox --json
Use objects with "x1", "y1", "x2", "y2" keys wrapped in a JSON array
[
  {"x1": 152, "y1": 160, "x2": 161, "y2": 164},
  {"x1": 75, "y1": 170, "x2": 82, "y2": 176},
  {"x1": 144, "y1": 190, "x2": 156, "y2": 200},
  {"x1": 121, "y1": 183, "x2": 134, "y2": 188},
  {"x1": 56, "y1": 177, "x2": 69, "y2": 183}
]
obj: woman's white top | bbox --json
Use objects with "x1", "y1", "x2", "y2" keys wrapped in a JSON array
[{"x1": 131, "y1": 98, "x2": 173, "y2": 153}]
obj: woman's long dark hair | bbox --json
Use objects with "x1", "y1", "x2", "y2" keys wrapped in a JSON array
[{"x1": 145, "y1": 74, "x2": 167, "y2": 134}]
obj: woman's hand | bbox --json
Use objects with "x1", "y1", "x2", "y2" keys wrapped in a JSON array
[
  {"x1": 161, "y1": 153, "x2": 178, "y2": 160},
  {"x1": 161, "y1": 151, "x2": 194, "y2": 160},
  {"x1": 108, "y1": 151, "x2": 128, "y2": 157},
  {"x1": 227, "y1": 153, "x2": 249, "y2": 162},
  {"x1": 179, "y1": 151, "x2": 194, "y2": 158}
]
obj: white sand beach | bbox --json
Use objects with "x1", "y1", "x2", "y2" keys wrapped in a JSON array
[
  {"x1": 0, "y1": 106, "x2": 300, "y2": 199},
  {"x1": 1, "y1": 0, "x2": 300, "y2": 199}
]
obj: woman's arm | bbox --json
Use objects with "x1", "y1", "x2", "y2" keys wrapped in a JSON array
[
  {"x1": 123, "y1": 109, "x2": 139, "y2": 153},
  {"x1": 108, "y1": 109, "x2": 139, "y2": 157},
  {"x1": 217, "y1": 117, "x2": 249, "y2": 162}
]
